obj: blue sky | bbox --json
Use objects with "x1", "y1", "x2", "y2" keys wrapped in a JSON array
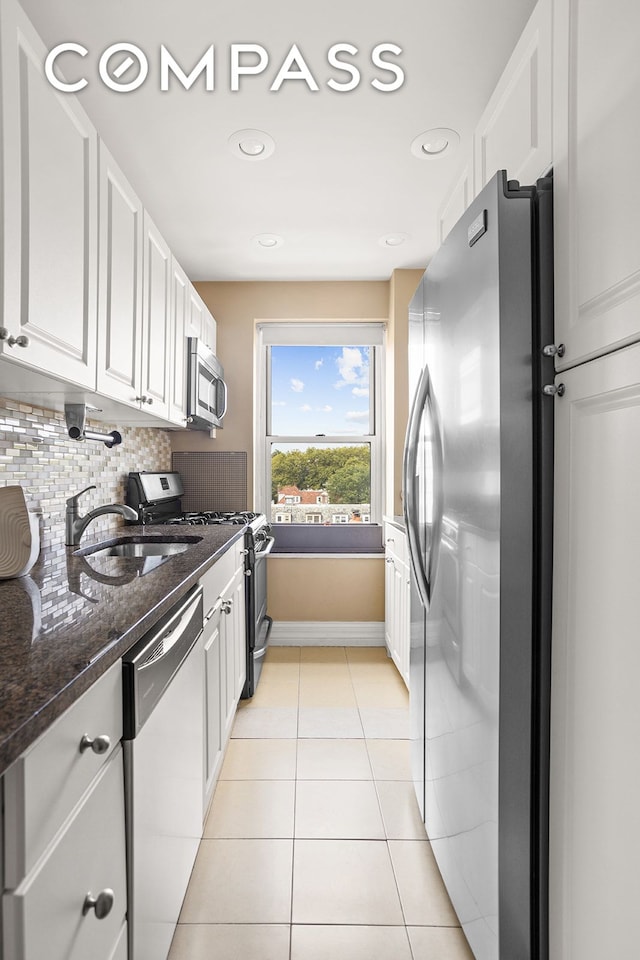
[{"x1": 270, "y1": 345, "x2": 371, "y2": 436}]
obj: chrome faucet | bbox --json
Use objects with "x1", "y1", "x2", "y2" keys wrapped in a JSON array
[{"x1": 65, "y1": 485, "x2": 138, "y2": 546}]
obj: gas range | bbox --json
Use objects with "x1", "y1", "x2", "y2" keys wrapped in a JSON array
[{"x1": 125, "y1": 472, "x2": 268, "y2": 535}]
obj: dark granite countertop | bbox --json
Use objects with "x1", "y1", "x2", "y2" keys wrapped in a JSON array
[{"x1": 0, "y1": 524, "x2": 245, "y2": 776}]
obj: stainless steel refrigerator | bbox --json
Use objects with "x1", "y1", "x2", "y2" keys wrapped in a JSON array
[{"x1": 403, "y1": 171, "x2": 554, "y2": 960}]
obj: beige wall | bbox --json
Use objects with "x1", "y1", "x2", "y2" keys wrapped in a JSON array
[
  {"x1": 268, "y1": 557, "x2": 384, "y2": 621},
  {"x1": 386, "y1": 270, "x2": 424, "y2": 517},
  {"x1": 170, "y1": 276, "x2": 419, "y2": 622}
]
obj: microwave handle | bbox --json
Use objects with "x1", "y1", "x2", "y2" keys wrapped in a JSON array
[{"x1": 219, "y1": 378, "x2": 228, "y2": 419}]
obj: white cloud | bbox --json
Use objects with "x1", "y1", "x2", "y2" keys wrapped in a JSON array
[
  {"x1": 352, "y1": 387, "x2": 369, "y2": 398},
  {"x1": 290, "y1": 378, "x2": 304, "y2": 393},
  {"x1": 315, "y1": 358, "x2": 324, "y2": 370},
  {"x1": 345, "y1": 410, "x2": 369, "y2": 421},
  {"x1": 300, "y1": 404, "x2": 312, "y2": 412},
  {"x1": 318, "y1": 404, "x2": 333, "y2": 412},
  {"x1": 273, "y1": 401, "x2": 287, "y2": 407},
  {"x1": 334, "y1": 347, "x2": 369, "y2": 391}
]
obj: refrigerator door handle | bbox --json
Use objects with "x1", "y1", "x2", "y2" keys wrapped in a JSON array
[
  {"x1": 404, "y1": 364, "x2": 432, "y2": 608},
  {"x1": 403, "y1": 363, "x2": 444, "y2": 609}
]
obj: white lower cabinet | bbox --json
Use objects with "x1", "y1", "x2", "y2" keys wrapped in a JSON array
[
  {"x1": 2, "y1": 748, "x2": 126, "y2": 960},
  {"x1": 1, "y1": 662, "x2": 126, "y2": 960},
  {"x1": 201, "y1": 540, "x2": 246, "y2": 815},
  {"x1": 383, "y1": 520, "x2": 410, "y2": 688}
]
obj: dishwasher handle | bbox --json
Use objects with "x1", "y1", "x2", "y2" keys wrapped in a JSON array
[
  {"x1": 122, "y1": 586, "x2": 204, "y2": 739},
  {"x1": 138, "y1": 589, "x2": 202, "y2": 670}
]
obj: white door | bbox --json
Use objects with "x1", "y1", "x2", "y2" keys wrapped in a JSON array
[
  {"x1": 549, "y1": 341, "x2": 640, "y2": 960},
  {"x1": 141, "y1": 213, "x2": 171, "y2": 417},
  {"x1": 553, "y1": 0, "x2": 640, "y2": 367},
  {"x1": 96, "y1": 143, "x2": 143, "y2": 406},
  {"x1": 169, "y1": 258, "x2": 189, "y2": 425},
  {"x1": 0, "y1": 0, "x2": 98, "y2": 386}
]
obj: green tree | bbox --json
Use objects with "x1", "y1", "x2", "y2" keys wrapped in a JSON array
[
  {"x1": 271, "y1": 445, "x2": 371, "y2": 502},
  {"x1": 326, "y1": 460, "x2": 370, "y2": 503}
]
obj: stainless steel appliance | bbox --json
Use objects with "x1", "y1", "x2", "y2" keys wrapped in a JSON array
[
  {"x1": 122, "y1": 586, "x2": 204, "y2": 960},
  {"x1": 126, "y1": 471, "x2": 273, "y2": 697},
  {"x1": 186, "y1": 337, "x2": 227, "y2": 431},
  {"x1": 403, "y1": 172, "x2": 553, "y2": 960}
]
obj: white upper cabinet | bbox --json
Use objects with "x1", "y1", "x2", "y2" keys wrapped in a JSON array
[
  {"x1": 170, "y1": 257, "x2": 190, "y2": 425},
  {"x1": 141, "y1": 212, "x2": 172, "y2": 419},
  {"x1": 474, "y1": 0, "x2": 552, "y2": 191},
  {"x1": 437, "y1": 151, "x2": 475, "y2": 244},
  {"x1": 553, "y1": 0, "x2": 640, "y2": 368},
  {"x1": 97, "y1": 143, "x2": 143, "y2": 405},
  {"x1": 0, "y1": 0, "x2": 98, "y2": 387}
]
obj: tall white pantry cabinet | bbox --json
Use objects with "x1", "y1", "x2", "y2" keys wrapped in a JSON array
[
  {"x1": 548, "y1": 0, "x2": 640, "y2": 957},
  {"x1": 435, "y1": 0, "x2": 640, "y2": 956}
]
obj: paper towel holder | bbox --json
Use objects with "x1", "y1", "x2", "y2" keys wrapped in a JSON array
[{"x1": 65, "y1": 404, "x2": 122, "y2": 448}]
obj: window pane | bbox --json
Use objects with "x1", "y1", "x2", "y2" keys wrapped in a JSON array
[
  {"x1": 270, "y1": 442, "x2": 371, "y2": 524},
  {"x1": 270, "y1": 345, "x2": 371, "y2": 436}
]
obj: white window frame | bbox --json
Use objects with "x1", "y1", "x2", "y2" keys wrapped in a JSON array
[
  {"x1": 305, "y1": 513, "x2": 322, "y2": 523},
  {"x1": 254, "y1": 321, "x2": 386, "y2": 525}
]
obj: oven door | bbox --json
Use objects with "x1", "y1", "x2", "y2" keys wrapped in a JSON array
[
  {"x1": 186, "y1": 338, "x2": 227, "y2": 430},
  {"x1": 246, "y1": 533, "x2": 274, "y2": 695},
  {"x1": 253, "y1": 535, "x2": 275, "y2": 645}
]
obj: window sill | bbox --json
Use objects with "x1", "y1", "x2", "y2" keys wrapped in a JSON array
[
  {"x1": 270, "y1": 522, "x2": 383, "y2": 555},
  {"x1": 268, "y1": 552, "x2": 384, "y2": 559}
]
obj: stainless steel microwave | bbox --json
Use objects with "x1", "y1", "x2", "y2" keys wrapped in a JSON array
[{"x1": 186, "y1": 338, "x2": 227, "y2": 430}]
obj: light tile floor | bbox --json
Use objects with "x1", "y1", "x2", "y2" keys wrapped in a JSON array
[{"x1": 169, "y1": 645, "x2": 474, "y2": 960}]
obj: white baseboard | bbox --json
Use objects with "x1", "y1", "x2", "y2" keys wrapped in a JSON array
[{"x1": 269, "y1": 621, "x2": 385, "y2": 646}]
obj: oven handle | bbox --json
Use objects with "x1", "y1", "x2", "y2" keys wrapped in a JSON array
[{"x1": 254, "y1": 536, "x2": 275, "y2": 559}]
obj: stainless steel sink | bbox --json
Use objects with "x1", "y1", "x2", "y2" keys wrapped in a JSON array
[
  {"x1": 75, "y1": 536, "x2": 202, "y2": 561},
  {"x1": 89, "y1": 541, "x2": 191, "y2": 558}
]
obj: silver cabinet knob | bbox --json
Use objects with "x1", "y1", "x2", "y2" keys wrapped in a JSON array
[
  {"x1": 221, "y1": 599, "x2": 233, "y2": 615},
  {"x1": 79, "y1": 733, "x2": 111, "y2": 755},
  {"x1": 82, "y1": 888, "x2": 114, "y2": 919},
  {"x1": 0, "y1": 327, "x2": 29, "y2": 348},
  {"x1": 385, "y1": 557, "x2": 395, "y2": 564}
]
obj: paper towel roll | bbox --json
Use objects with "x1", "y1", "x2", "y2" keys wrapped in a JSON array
[{"x1": 0, "y1": 486, "x2": 41, "y2": 579}]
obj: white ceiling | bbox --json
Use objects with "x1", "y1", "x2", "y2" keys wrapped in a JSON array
[{"x1": 22, "y1": 0, "x2": 536, "y2": 282}]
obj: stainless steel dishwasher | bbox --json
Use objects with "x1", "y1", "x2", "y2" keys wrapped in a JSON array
[{"x1": 122, "y1": 586, "x2": 204, "y2": 960}]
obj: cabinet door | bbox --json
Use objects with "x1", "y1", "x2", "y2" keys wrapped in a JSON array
[
  {"x1": 0, "y1": 0, "x2": 98, "y2": 387},
  {"x1": 96, "y1": 143, "x2": 143, "y2": 406},
  {"x1": 549, "y1": 343, "x2": 640, "y2": 960},
  {"x1": 201, "y1": 309, "x2": 217, "y2": 354},
  {"x1": 141, "y1": 212, "x2": 171, "y2": 417},
  {"x1": 437, "y1": 153, "x2": 475, "y2": 244},
  {"x1": 475, "y1": 0, "x2": 552, "y2": 191},
  {"x1": 230, "y1": 566, "x2": 246, "y2": 702},
  {"x1": 3, "y1": 748, "x2": 127, "y2": 960},
  {"x1": 203, "y1": 603, "x2": 224, "y2": 812},
  {"x1": 169, "y1": 257, "x2": 189, "y2": 425},
  {"x1": 384, "y1": 556, "x2": 395, "y2": 659},
  {"x1": 187, "y1": 285, "x2": 204, "y2": 339},
  {"x1": 553, "y1": 0, "x2": 640, "y2": 366}
]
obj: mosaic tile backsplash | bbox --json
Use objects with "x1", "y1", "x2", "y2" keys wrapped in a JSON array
[{"x1": 0, "y1": 396, "x2": 172, "y2": 552}]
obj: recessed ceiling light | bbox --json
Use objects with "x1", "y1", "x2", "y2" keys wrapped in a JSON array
[
  {"x1": 379, "y1": 233, "x2": 409, "y2": 247},
  {"x1": 254, "y1": 234, "x2": 283, "y2": 248},
  {"x1": 228, "y1": 128, "x2": 275, "y2": 161},
  {"x1": 410, "y1": 128, "x2": 460, "y2": 159}
]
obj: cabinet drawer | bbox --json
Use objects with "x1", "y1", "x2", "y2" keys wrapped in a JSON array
[
  {"x1": 3, "y1": 661, "x2": 122, "y2": 887},
  {"x1": 201, "y1": 539, "x2": 243, "y2": 620},
  {"x1": 3, "y1": 747, "x2": 127, "y2": 960},
  {"x1": 384, "y1": 521, "x2": 407, "y2": 566}
]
